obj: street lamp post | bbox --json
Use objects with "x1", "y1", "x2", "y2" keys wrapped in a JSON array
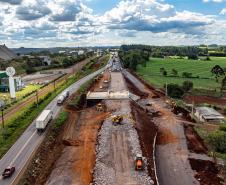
[{"x1": 0, "y1": 100, "x2": 5, "y2": 129}]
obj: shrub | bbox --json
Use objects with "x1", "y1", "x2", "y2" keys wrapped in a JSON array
[
  {"x1": 182, "y1": 72, "x2": 192, "y2": 78},
  {"x1": 207, "y1": 130, "x2": 226, "y2": 153},
  {"x1": 55, "y1": 111, "x2": 68, "y2": 128},
  {"x1": 182, "y1": 81, "x2": 193, "y2": 92},
  {"x1": 167, "y1": 84, "x2": 184, "y2": 98}
]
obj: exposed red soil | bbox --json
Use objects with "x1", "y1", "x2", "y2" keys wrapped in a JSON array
[
  {"x1": 157, "y1": 126, "x2": 178, "y2": 145},
  {"x1": 90, "y1": 71, "x2": 110, "y2": 92},
  {"x1": 184, "y1": 95, "x2": 226, "y2": 106},
  {"x1": 131, "y1": 101, "x2": 158, "y2": 185},
  {"x1": 189, "y1": 158, "x2": 221, "y2": 185},
  {"x1": 184, "y1": 124, "x2": 208, "y2": 154}
]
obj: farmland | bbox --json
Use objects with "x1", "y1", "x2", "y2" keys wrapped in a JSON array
[{"x1": 136, "y1": 57, "x2": 226, "y2": 90}]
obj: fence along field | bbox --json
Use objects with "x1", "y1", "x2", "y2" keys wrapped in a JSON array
[{"x1": 137, "y1": 57, "x2": 226, "y2": 90}]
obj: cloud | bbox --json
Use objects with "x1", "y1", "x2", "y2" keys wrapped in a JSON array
[
  {"x1": 0, "y1": 0, "x2": 22, "y2": 5},
  {"x1": 101, "y1": 0, "x2": 213, "y2": 35},
  {"x1": 203, "y1": 0, "x2": 225, "y2": 2},
  {"x1": 220, "y1": 8, "x2": 226, "y2": 14},
  {"x1": 49, "y1": 0, "x2": 82, "y2": 22},
  {"x1": 16, "y1": 2, "x2": 51, "y2": 20}
]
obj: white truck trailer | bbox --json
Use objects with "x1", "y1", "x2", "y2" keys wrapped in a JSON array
[{"x1": 36, "y1": 110, "x2": 53, "y2": 132}]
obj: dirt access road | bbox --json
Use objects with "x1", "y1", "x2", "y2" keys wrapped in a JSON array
[
  {"x1": 123, "y1": 70, "x2": 199, "y2": 185},
  {"x1": 93, "y1": 72, "x2": 152, "y2": 185}
]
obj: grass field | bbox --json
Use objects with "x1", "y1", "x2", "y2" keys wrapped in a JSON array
[{"x1": 137, "y1": 57, "x2": 226, "y2": 90}]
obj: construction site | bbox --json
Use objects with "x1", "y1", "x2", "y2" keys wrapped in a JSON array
[{"x1": 19, "y1": 54, "x2": 223, "y2": 185}]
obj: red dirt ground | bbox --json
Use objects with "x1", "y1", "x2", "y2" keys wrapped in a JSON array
[
  {"x1": 189, "y1": 158, "x2": 222, "y2": 185},
  {"x1": 131, "y1": 101, "x2": 158, "y2": 185},
  {"x1": 184, "y1": 95, "x2": 226, "y2": 106},
  {"x1": 184, "y1": 124, "x2": 208, "y2": 154}
]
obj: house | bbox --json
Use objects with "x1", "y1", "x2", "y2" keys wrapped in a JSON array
[
  {"x1": 0, "y1": 71, "x2": 23, "y2": 92},
  {"x1": 78, "y1": 50, "x2": 84, "y2": 55},
  {"x1": 0, "y1": 44, "x2": 16, "y2": 61},
  {"x1": 195, "y1": 107, "x2": 225, "y2": 123},
  {"x1": 39, "y1": 56, "x2": 52, "y2": 66}
]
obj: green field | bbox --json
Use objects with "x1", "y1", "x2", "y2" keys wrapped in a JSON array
[{"x1": 137, "y1": 57, "x2": 226, "y2": 90}]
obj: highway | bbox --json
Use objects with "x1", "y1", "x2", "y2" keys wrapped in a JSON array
[{"x1": 0, "y1": 66, "x2": 107, "y2": 185}]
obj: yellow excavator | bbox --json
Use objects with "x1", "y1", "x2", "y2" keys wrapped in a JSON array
[{"x1": 111, "y1": 115, "x2": 123, "y2": 126}]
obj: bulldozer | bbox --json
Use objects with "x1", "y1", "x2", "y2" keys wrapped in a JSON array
[
  {"x1": 111, "y1": 115, "x2": 123, "y2": 126},
  {"x1": 135, "y1": 154, "x2": 144, "y2": 171}
]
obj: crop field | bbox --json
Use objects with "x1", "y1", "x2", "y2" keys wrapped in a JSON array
[
  {"x1": 0, "y1": 84, "x2": 41, "y2": 104},
  {"x1": 137, "y1": 57, "x2": 226, "y2": 90}
]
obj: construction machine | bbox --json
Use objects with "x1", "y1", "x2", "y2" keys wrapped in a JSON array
[
  {"x1": 111, "y1": 115, "x2": 123, "y2": 125},
  {"x1": 96, "y1": 103, "x2": 104, "y2": 112},
  {"x1": 135, "y1": 154, "x2": 144, "y2": 171}
]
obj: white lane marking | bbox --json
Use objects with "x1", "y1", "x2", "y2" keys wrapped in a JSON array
[{"x1": 9, "y1": 131, "x2": 36, "y2": 166}]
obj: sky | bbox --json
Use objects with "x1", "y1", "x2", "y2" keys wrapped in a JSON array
[{"x1": 0, "y1": 0, "x2": 226, "y2": 47}]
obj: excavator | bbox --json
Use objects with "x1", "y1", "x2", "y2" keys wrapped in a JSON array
[
  {"x1": 135, "y1": 154, "x2": 144, "y2": 171},
  {"x1": 111, "y1": 115, "x2": 123, "y2": 126}
]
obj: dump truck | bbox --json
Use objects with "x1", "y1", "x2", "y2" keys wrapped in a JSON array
[
  {"x1": 135, "y1": 154, "x2": 144, "y2": 171},
  {"x1": 36, "y1": 110, "x2": 53, "y2": 132},
  {"x1": 111, "y1": 115, "x2": 123, "y2": 126}
]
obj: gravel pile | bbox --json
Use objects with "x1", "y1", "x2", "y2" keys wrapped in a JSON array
[{"x1": 93, "y1": 100, "x2": 153, "y2": 185}]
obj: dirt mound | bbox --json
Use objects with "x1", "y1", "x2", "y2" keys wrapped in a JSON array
[
  {"x1": 184, "y1": 124, "x2": 208, "y2": 154},
  {"x1": 189, "y1": 158, "x2": 221, "y2": 185},
  {"x1": 184, "y1": 95, "x2": 226, "y2": 106},
  {"x1": 131, "y1": 101, "x2": 158, "y2": 184}
]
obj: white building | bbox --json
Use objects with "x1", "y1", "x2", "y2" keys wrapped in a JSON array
[
  {"x1": 39, "y1": 56, "x2": 52, "y2": 66},
  {"x1": 78, "y1": 50, "x2": 84, "y2": 55},
  {"x1": 195, "y1": 107, "x2": 225, "y2": 123}
]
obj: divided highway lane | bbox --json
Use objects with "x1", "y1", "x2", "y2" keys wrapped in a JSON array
[{"x1": 0, "y1": 67, "x2": 106, "y2": 185}]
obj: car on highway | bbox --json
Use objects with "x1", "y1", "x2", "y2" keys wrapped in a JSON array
[{"x1": 2, "y1": 167, "x2": 15, "y2": 178}]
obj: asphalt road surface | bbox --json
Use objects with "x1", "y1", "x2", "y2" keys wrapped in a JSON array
[{"x1": 0, "y1": 66, "x2": 106, "y2": 185}]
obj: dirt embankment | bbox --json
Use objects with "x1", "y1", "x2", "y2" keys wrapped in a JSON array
[
  {"x1": 184, "y1": 124, "x2": 208, "y2": 154},
  {"x1": 184, "y1": 95, "x2": 226, "y2": 106},
  {"x1": 189, "y1": 158, "x2": 221, "y2": 185},
  {"x1": 18, "y1": 115, "x2": 67, "y2": 185},
  {"x1": 131, "y1": 101, "x2": 158, "y2": 184}
]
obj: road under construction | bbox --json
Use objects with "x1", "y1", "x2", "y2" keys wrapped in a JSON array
[{"x1": 14, "y1": 53, "x2": 222, "y2": 185}]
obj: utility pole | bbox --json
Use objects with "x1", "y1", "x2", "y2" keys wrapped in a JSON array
[
  {"x1": 1, "y1": 109, "x2": 4, "y2": 128},
  {"x1": 165, "y1": 83, "x2": 168, "y2": 97},
  {"x1": 53, "y1": 80, "x2": 56, "y2": 92},
  {"x1": 36, "y1": 90, "x2": 39, "y2": 107},
  {"x1": 0, "y1": 100, "x2": 5, "y2": 129}
]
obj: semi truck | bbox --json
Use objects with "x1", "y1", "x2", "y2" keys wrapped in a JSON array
[
  {"x1": 36, "y1": 110, "x2": 53, "y2": 132},
  {"x1": 57, "y1": 90, "x2": 69, "y2": 105}
]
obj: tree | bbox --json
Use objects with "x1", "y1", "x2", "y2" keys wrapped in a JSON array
[
  {"x1": 171, "y1": 69, "x2": 178, "y2": 76},
  {"x1": 211, "y1": 65, "x2": 225, "y2": 82},
  {"x1": 182, "y1": 81, "x2": 193, "y2": 92},
  {"x1": 182, "y1": 72, "x2": 192, "y2": 78},
  {"x1": 167, "y1": 84, "x2": 184, "y2": 98},
  {"x1": 160, "y1": 67, "x2": 165, "y2": 73},
  {"x1": 163, "y1": 70, "x2": 167, "y2": 76},
  {"x1": 221, "y1": 76, "x2": 226, "y2": 91}
]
